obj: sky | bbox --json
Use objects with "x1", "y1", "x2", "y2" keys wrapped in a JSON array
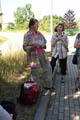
[{"x1": 1, "y1": 0, "x2": 80, "y2": 23}]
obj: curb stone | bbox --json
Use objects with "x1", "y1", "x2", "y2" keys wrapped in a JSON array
[
  {"x1": 34, "y1": 93, "x2": 50, "y2": 120},
  {"x1": 34, "y1": 63, "x2": 58, "y2": 120}
]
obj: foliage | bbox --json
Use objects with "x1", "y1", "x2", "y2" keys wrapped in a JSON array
[
  {"x1": 5, "y1": 3, "x2": 80, "y2": 36},
  {"x1": 65, "y1": 29, "x2": 79, "y2": 36},
  {"x1": 3, "y1": 15, "x2": 63, "y2": 34},
  {"x1": 0, "y1": 24, "x2": 2, "y2": 30},
  {"x1": 7, "y1": 24, "x2": 15, "y2": 30},
  {"x1": 53, "y1": 15, "x2": 63, "y2": 32},
  {"x1": 14, "y1": 4, "x2": 34, "y2": 29},
  {"x1": 62, "y1": 9, "x2": 78, "y2": 36},
  {"x1": 63, "y1": 9, "x2": 77, "y2": 29},
  {"x1": 39, "y1": 16, "x2": 50, "y2": 32},
  {"x1": 39, "y1": 15, "x2": 62, "y2": 33}
]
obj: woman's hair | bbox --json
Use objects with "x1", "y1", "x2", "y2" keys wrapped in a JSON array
[
  {"x1": 55, "y1": 26, "x2": 58, "y2": 32},
  {"x1": 55, "y1": 23, "x2": 64, "y2": 32},
  {"x1": 29, "y1": 18, "x2": 38, "y2": 29}
]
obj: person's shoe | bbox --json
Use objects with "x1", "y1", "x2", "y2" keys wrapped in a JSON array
[
  {"x1": 42, "y1": 89, "x2": 50, "y2": 96},
  {"x1": 77, "y1": 77, "x2": 79, "y2": 80},
  {"x1": 50, "y1": 87, "x2": 55, "y2": 92},
  {"x1": 75, "y1": 85, "x2": 80, "y2": 92},
  {"x1": 75, "y1": 87, "x2": 78, "y2": 92},
  {"x1": 61, "y1": 77, "x2": 64, "y2": 83},
  {"x1": 44, "y1": 87, "x2": 55, "y2": 94}
]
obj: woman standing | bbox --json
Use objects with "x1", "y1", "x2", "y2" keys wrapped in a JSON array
[
  {"x1": 51, "y1": 23, "x2": 68, "y2": 83},
  {"x1": 74, "y1": 33, "x2": 80, "y2": 91},
  {"x1": 23, "y1": 18, "x2": 53, "y2": 95}
]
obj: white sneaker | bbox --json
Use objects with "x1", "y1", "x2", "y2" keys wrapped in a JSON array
[{"x1": 42, "y1": 89, "x2": 50, "y2": 96}]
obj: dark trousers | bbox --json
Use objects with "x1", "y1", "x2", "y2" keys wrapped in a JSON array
[
  {"x1": 50, "y1": 56, "x2": 67, "y2": 75},
  {"x1": 50, "y1": 56, "x2": 58, "y2": 73}
]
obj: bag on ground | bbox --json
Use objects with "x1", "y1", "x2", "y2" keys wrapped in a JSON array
[{"x1": 18, "y1": 81, "x2": 39, "y2": 105}]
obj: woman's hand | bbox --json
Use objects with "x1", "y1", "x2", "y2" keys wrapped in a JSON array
[
  {"x1": 32, "y1": 44, "x2": 42, "y2": 49},
  {"x1": 57, "y1": 35, "x2": 63, "y2": 40},
  {"x1": 37, "y1": 44, "x2": 42, "y2": 48},
  {"x1": 42, "y1": 44, "x2": 46, "y2": 49},
  {"x1": 62, "y1": 39, "x2": 68, "y2": 48},
  {"x1": 74, "y1": 39, "x2": 80, "y2": 49}
]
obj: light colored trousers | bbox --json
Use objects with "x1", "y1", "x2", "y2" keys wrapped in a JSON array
[{"x1": 31, "y1": 54, "x2": 52, "y2": 89}]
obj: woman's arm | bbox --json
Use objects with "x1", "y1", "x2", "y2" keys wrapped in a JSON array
[
  {"x1": 23, "y1": 34, "x2": 37, "y2": 53},
  {"x1": 39, "y1": 32, "x2": 46, "y2": 49},
  {"x1": 74, "y1": 39, "x2": 80, "y2": 49},
  {"x1": 61, "y1": 35, "x2": 68, "y2": 48},
  {"x1": 62, "y1": 39, "x2": 68, "y2": 48},
  {"x1": 23, "y1": 35, "x2": 32, "y2": 53},
  {"x1": 51, "y1": 34, "x2": 58, "y2": 47}
]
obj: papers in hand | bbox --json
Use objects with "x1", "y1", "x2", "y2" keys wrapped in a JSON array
[
  {"x1": 35, "y1": 40, "x2": 44, "y2": 45},
  {"x1": 53, "y1": 53, "x2": 58, "y2": 58}
]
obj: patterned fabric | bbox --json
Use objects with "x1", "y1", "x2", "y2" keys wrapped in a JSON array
[
  {"x1": 23, "y1": 30, "x2": 48, "y2": 67},
  {"x1": 51, "y1": 33, "x2": 69, "y2": 59}
]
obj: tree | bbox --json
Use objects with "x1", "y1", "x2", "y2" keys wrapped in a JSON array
[
  {"x1": 63, "y1": 9, "x2": 77, "y2": 29},
  {"x1": 39, "y1": 15, "x2": 62, "y2": 33},
  {"x1": 53, "y1": 15, "x2": 62, "y2": 31},
  {"x1": 14, "y1": 4, "x2": 34, "y2": 29}
]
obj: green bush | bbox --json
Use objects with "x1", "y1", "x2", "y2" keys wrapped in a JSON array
[
  {"x1": 0, "y1": 24, "x2": 2, "y2": 30},
  {"x1": 7, "y1": 24, "x2": 15, "y2": 30},
  {"x1": 65, "y1": 29, "x2": 79, "y2": 36}
]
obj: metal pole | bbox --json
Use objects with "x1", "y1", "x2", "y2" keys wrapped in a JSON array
[{"x1": 51, "y1": 0, "x2": 53, "y2": 36}]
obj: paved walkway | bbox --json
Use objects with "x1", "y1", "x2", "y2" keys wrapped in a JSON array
[{"x1": 46, "y1": 54, "x2": 80, "y2": 120}]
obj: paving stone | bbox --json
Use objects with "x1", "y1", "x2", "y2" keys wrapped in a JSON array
[
  {"x1": 58, "y1": 112, "x2": 64, "y2": 120},
  {"x1": 45, "y1": 55, "x2": 80, "y2": 120},
  {"x1": 59, "y1": 102, "x2": 64, "y2": 107},
  {"x1": 64, "y1": 116, "x2": 70, "y2": 120},
  {"x1": 53, "y1": 108, "x2": 59, "y2": 114},
  {"x1": 51, "y1": 115, "x2": 58, "y2": 120},
  {"x1": 59, "y1": 107, "x2": 64, "y2": 113}
]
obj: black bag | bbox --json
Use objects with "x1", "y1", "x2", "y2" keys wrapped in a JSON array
[
  {"x1": 18, "y1": 81, "x2": 39, "y2": 105},
  {"x1": 72, "y1": 49, "x2": 78, "y2": 64},
  {"x1": 0, "y1": 100, "x2": 17, "y2": 120},
  {"x1": 72, "y1": 54, "x2": 77, "y2": 64},
  {"x1": 66, "y1": 48, "x2": 69, "y2": 52}
]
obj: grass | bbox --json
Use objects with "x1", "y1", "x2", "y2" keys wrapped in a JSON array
[
  {"x1": 0, "y1": 51, "x2": 27, "y2": 81},
  {"x1": 0, "y1": 36, "x2": 8, "y2": 45},
  {"x1": 0, "y1": 51, "x2": 51, "y2": 120},
  {"x1": 0, "y1": 51, "x2": 39, "y2": 120}
]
